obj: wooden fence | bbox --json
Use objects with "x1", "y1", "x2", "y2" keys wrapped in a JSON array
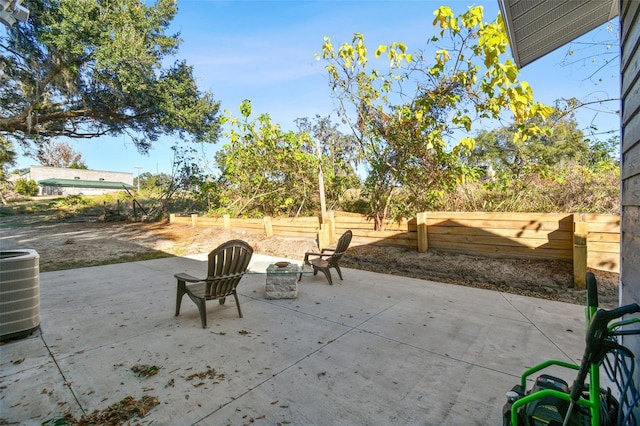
[
  {"x1": 169, "y1": 213, "x2": 321, "y2": 240},
  {"x1": 169, "y1": 211, "x2": 621, "y2": 282}
]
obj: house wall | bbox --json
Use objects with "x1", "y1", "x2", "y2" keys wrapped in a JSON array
[
  {"x1": 620, "y1": 0, "x2": 640, "y2": 307},
  {"x1": 619, "y1": 0, "x2": 640, "y2": 401},
  {"x1": 39, "y1": 185, "x2": 126, "y2": 197},
  {"x1": 24, "y1": 166, "x2": 134, "y2": 186}
]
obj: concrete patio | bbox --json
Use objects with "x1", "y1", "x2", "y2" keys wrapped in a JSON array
[{"x1": 0, "y1": 253, "x2": 589, "y2": 425}]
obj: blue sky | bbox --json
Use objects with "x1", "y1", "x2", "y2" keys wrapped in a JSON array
[{"x1": 15, "y1": 0, "x2": 621, "y2": 177}]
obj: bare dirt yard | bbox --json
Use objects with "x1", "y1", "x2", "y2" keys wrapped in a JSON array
[{"x1": 0, "y1": 216, "x2": 620, "y2": 308}]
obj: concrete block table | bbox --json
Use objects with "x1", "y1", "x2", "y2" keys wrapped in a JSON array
[
  {"x1": 265, "y1": 263, "x2": 300, "y2": 299},
  {"x1": 247, "y1": 260, "x2": 312, "y2": 300}
]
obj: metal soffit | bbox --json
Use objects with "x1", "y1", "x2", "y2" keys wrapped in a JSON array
[{"x1": 497, "y1": 0, "x2": 618, "y2": 68}]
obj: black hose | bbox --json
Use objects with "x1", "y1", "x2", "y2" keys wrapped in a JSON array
[
  {"x1": 568, "y1": 305, "x2": 640, "y2": 410},
  {"x1": 586, "y1": 272, "x2": 598, "y2": 308}
]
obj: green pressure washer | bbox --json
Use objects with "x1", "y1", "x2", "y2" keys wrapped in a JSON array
[{"x1": 503, "y1": 273, "x2": 640, "y2": 426}]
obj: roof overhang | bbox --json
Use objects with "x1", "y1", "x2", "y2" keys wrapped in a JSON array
[{"x1": 498, "y1": 0, "x2": 618, "y2": 68}]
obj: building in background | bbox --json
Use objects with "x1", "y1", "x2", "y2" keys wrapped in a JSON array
[{"x1": 15, "y1": 166, "x2": 135, "y2": 196}]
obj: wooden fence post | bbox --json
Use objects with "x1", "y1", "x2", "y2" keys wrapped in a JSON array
[
  {"x1": 573, "y1": 214, "x2": 588, "y2": 289},
  {"x1": 417, "y1": 212, "x2": 428, "y2": 253},
  {"x1": 318, "y1": 224, "x2": 330, "y2": 250},
  {"x1": 223, "y1": 214, "x2": 231, "y2": 230},
  {"x1": 264, "y1": 216, "x2": 273, "y2": 237},
  {"x1": 327, "y1": 211, "x2": 336, "y2": 244},
  {"x1": 191, "y1": 213, "x2": 198, "y2": 227}
]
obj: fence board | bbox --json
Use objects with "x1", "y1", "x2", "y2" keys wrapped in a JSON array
[
  {"x1": 426, "y1": 218, "x2": 573, "y2": 232},
  {"x1": 428, "y1": 241, "x2": 573, "y2": 261},
  {"x1": 429, "y1": 233, "x2": 572, "y2": 251},
  {"x1": 588, "y1": 241, "x2": 622, "y2": 252},
  {"x1": 427, "y1": 225, "x2": 573, "y2": 241},
  {"x1": 270, "y1": 217, "x2": 319, "y2": 238},
  {"x1": 195, "y1": 217, "x2": 226, "y2": 227},
  {"x1": 424, "y1": 211, "x2": 571, "y2": 221},
  {"x1": 351, "y1": 236, "x2": 416, "y2": 248},
  {"x1": 271, "y1": 217, "x2": 321, "y2": 224},
  {"x1": 589, "y1": 252, "x2": 619, "y2": 272},
  {"x1": 271, "y1": 228, "x2": 319, "y2": 238},
  {"x1": 384, "y1": 218, "x2": 413, "y2": 231},
  {"x1": 588, "y1": 233, "x2": 620, "y2": 243},
  {"x1": 588, "y1": 222, "x2": 623, "y2": 233}
]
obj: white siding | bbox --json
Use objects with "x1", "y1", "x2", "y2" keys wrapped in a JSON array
[
  {"x1": 25, "y1": 166, "x2": 134, "y2": 185},
  {"x1": 620, "y1": 0, "x2": 640, "y2": 306}
]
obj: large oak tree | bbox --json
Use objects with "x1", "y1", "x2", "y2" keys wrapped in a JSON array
[{"x1": 0, "y1": 0, "x2": 221, "y2": 155}]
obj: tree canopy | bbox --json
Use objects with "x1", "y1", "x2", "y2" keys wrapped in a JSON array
[
  {"x1": 465, "y1": 98, "x2": 620, "y2": 178},
  {"x1": 294, "y1": 115, "x2": 361, "y2": 211},
  {"x1": 0, "y1": 136, "x2": 16, "y2": 204},
  {"x1": 319, "y1": 5, "x2": 554, "y2": 228},
  {"x1": 216, "y1": 100, "x2": 320, "y2": 217},
  {"x1": 36, "y1": 140, "x2": 87, "y2": 168},
  {"x1": 0, "y1": 0, "x2": 221, "y2": 155}
]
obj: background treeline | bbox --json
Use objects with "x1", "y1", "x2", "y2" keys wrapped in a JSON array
[
  {"x1": 132, "y1": 109, "x2": 619, "y2": 226},
  {"x1": 7, "y1": 107, "x2": 618, "y2": 226}
]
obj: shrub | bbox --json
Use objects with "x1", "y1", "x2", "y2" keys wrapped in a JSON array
[
  {"x1": 438, "y1": 163, "x2": 620, "y2": 214},
  {"x1": 14, "y1": 178, "x2": 38, "y2": 196}
]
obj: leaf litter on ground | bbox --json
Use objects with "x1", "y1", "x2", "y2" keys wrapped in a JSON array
[
  {"x1": 131, "y1": 364, "x2": 160, "y2": 378},
  {"x1": 185, "y1": 365, "x2": 225, "y2": 386},
  {"x1": 41, "y1": 395, "x2": 159, "y2": 426}
]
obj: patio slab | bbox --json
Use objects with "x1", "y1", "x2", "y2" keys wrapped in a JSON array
[{"x1": 0, "y1": 254, "x2": 588, "y2": 425}]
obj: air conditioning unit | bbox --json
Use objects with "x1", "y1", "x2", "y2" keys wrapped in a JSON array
[
  {"x1": 0, "y1": 0, "x2": 29, "y2": 26},
  {"x1": 0, "y1": 250, "x2": 41, "y2": 341},
  {"x1": 12, "y1": 2, "x2": 27, "y2": 21},
  {"x1": 0, "y1": 12, "x2": 16, "y2": 26}
]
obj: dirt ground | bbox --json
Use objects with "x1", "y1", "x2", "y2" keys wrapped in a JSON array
[{"x1": 0, "y1": 217, "x2": 620, "y2": 308}]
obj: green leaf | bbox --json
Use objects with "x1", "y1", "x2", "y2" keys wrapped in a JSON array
[
  {"x1": 375, "y1": 45, "x2": 387, "y2": 58},
  {"x1": 459, "y1": 137, "x2": 475, "y2": 151},
  {"x1": 239, "y1": 99, "x2": 252, "y2": 118}
]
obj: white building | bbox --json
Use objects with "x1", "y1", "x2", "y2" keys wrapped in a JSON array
[{"x1": 16, "y1": 166, "x2": 135, "y2": 196}]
